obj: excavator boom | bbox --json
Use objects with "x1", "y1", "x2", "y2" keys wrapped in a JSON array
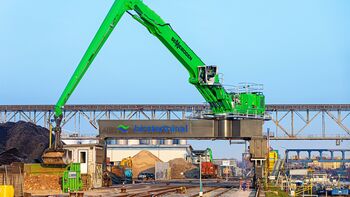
[{"x1": 53, "y1": 0, "x2": 236, "y2": 119}]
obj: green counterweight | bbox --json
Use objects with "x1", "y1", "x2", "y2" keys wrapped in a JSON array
[{"x1": 54, "y1": 0, "x2": 265, "y2": 120}]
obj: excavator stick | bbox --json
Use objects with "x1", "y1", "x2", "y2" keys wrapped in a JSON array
[{"x1": 41, "y1": 120, "x2": 70, "y2": 166}]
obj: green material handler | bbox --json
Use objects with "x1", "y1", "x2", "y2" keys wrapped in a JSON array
[{"x1": 42, "y1": 0, "x2": 266, "y2": 165}]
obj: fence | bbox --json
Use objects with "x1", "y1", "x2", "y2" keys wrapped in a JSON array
[{"x1": 0, "y1": 163, "x2": 24, "y2": 196}]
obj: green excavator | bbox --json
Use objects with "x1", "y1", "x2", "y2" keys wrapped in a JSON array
[{"x1": 42, "y1": 0, "x2": 266, "y2": 165}]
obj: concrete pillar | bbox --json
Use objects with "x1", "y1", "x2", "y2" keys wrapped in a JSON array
[
  {"x1": 308, "y1": 151, "x2": 311, "y2": 160},
  {"x1": 331, "y1": 151, "x2": 334, "y2": 160},
  {"x1": 297, "y1": 151, "x2": 300, "y2": 160},
  {"x1": 103, "y1": 140, "x2": 107, "y2": 171},
  {"x1": 128, "y1": 139, "x2": 140, "y2": 145}
]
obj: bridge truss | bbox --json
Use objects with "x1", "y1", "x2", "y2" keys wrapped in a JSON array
[{"x1": 0, "y1": 104, "x2": 349, "y2": 140}]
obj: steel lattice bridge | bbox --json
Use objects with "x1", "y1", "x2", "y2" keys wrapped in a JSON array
[
  {"x1": 0, "y1": 104, "x2": 349, "y2": 140},
  {"x1": 285, "y1": 149, "x2": 350, "y2": 163}
]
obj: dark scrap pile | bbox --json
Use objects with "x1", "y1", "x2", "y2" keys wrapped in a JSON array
[{"x1": 0, "y1": 121, "x2": 51, "y2": 164}]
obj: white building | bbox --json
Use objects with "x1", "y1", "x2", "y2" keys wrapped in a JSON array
[
  {"x1": 63, "y1": 138, "x2": 192, "y2": 163},
  {"x1": 107, "y1": 144, "x2": 192, "y2": 162},
  {"x1": 63, "y1": 142, "x2": 104, "y2": 189}
]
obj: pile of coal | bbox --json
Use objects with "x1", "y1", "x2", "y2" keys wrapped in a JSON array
[
  {"x1": 0, "y1": 148, "x2": 26, "y2": 165},
  {"x1": 0, "y1": 121, "x2": 51, "y2": 164}
]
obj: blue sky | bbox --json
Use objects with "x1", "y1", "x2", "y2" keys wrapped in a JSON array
[{"x1": 1, "y1": 0, "x2": 349, "y2": 159}]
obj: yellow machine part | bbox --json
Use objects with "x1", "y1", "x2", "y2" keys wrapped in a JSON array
[
  {"x1": 120, "y1": 157, "x2": 133, "y2": 168},
  {"x1": 0, "y1": 185, "x2": 14, "y2": 197},
  {"x1": 42, "y1": 149, "x2": 70, "y2": 166},
  {"x1": 268, "y1": 151, "x2": 278, "y2": 171}
]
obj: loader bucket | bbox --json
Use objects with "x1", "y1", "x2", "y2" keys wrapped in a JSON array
[{"x1": 42, "y1": 149, "x2": 70, "y2": 166}]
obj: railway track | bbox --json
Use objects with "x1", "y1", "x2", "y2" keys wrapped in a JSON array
[
  {"x1": 86, "y1": 181, "x2": 244, "y2": 197},
  {"x1": 123, "y1": 185, "x2": 243, "y2": 197},
  {"x1": 119, "y1": 186, "x2": 195, "y2": 197}
]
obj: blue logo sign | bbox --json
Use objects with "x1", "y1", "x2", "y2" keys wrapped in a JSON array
[
  {"x1": 117, "y1": 124, "x2": 129, "y2": 133},
  {"x1": 133, "y1": 124, "x2": 188, "y2": 133},
  {"x1": 116, "y1": 124, "x2": 189, "y2": 134}
]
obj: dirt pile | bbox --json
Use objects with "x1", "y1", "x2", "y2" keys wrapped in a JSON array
[
  {"x1": 0, "y1": 121, "x2": 51, "y2": 164},
  {"x1": 132, "y1": 150, "x2": 161, "y2": 178},
  {"x1": 24, "y1": 174, "x2": 61, "y2": 191},
  {"x1": 169, "y1": 158, "x2": 198, "y2": 179}
]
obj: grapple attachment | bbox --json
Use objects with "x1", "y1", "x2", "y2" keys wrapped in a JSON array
[
  {"x1": 42, "y1": 117, "x2": 70, "y2": 166},
  {"x1": 42, "y1": 149, "x2": 70, "y2": 166}
]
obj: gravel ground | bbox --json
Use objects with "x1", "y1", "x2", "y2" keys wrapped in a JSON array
[
  {"x1": 25, "y1": 183, "x2": 251, "y2": 197},
  {"x1": 220, "y1": 189, "x2": 255, "y2": 197}
]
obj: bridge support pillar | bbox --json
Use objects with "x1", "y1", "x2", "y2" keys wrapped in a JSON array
[
  {"x1": 249, "y1": 136, "x2": 268, "y2": 186},
  {"x1": 297, "y1": 151, "x2": 300, "y2": 160},
  {"x1": 331, "y1": 151, "x2": 334, "y2": 160}
]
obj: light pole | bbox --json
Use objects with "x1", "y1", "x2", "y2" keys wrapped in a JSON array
[{"x1": 199, "y1": 155, "x2": 203, "y2": 197}]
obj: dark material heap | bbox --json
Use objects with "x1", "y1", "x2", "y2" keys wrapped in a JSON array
[{"x1": 0, "y1": 121, "x2": 51, "y2": 164}]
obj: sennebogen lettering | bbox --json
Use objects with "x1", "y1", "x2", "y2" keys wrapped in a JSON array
[{"x1": 171, "y1": 37, "x2": 193, "y2": 61}]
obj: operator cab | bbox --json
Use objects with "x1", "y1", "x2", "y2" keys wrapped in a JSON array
[
  {"x1": 228, "y1": 83, "x2": 266, "y2": 119},
  {"x1": 198, "y1": 65, "x2": 218, "y2": 85},
  {"x1": 191, "y1": 82, "x2": 268, "y2": 120}
]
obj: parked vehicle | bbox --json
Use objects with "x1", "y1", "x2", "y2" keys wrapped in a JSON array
[
  {"x1": 138, "y1": 172, "x2": 155, "y2": 180},
  {"x1": 331, "y1": 188, "x2": 349, "y2": 196}
]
